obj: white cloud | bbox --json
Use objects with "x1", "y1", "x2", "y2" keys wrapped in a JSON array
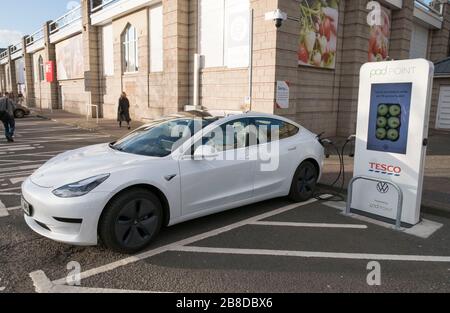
[
  {"x1": 67, "y1": 1, "x2": 80, "y2": 10},
  {"x1": 0, "y1": 29, "x2": 23, "y2": 48}
]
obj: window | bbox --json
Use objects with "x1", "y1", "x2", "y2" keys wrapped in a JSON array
[
  {"x1": 150, "y1": 5, "x2": 163, "y2": 72},
  {"x1": 38, "y1": 56, "x2": 45, "y2": 81},
  {"x1": 249, "y1": 118, "x2": 299, "y2": 145},
  {"x1": 203, "y1": 119, "x2": 248, "y2": 152},
  {"x1": 122, "y1": 24, "x2": 138, "y2": 73},
  {"x1": 102, "y1": 24, "x2": 114, "y2": 76},
  {"x1": 112, "y1": 117, "x2": 217, "y2": 157},
  {"x1": 199, "y1": 0, "x2": 250, "y2": 68}
]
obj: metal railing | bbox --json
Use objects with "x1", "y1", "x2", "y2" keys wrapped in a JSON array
[
  {"x1": 91, "y1": 0, "x2": 120, "y2": 13},
  {"x1": 25, "y1": 28, "x2": 45, "y2": 46},
  {"x1": 415, "y1": 0, "x2": 443, "y2": 16},
  {"x1": 346, "y1": 176, "x2": 404, "y2": 230},
  {"x1": 10, "y1": 42, "x2": 23, "y2": 55},
  {"x1": 0, "y1": 49, "x2": 8, "y2": 60},
  {"x1": 49, "y1": 5, "x2": 82, "y2": 34}
]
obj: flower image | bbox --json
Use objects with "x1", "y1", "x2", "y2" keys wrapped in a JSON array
[
  {"x1": 298, "y1": 0, "x2": 339, "y2": 69},
  {"x1": 368, "y1": 8, "x2": 391, "y2": 62}
]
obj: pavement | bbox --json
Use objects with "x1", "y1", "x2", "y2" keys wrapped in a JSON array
[
  {"x1": 33, "y1": 109, "x2": 145, "y2": 140},
  {"x1": 0, "y1": 113, "x2": 449, "y2": 293}
]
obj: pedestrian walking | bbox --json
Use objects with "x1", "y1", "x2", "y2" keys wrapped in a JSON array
[
  {"x1": 0, "y1": 92, "x2": 16, "y2": 143},
  {"x1": 117, "y1": 92, "x2": 131, "y2": 130}
]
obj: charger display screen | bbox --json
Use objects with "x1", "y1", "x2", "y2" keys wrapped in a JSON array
[{"x1": 367, "y1": 82, "x2": 412, "y2": 155}]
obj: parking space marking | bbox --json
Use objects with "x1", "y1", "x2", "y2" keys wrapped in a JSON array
[
  {"x1": 0, "y1": 200, "x2": 8, "y2": 217},
  {"x1": 172, "y1": 246, "x2": 450, "y2": 263},
  {"x1": 30, "y1": 271, "x2": 156, "y2": 294},
  {"x1": 250, "y1": 221, "x2": 368, "y2": 229},
  {"x1": 323, "y1": 201, "x2": 444, "y2": 239},
  {"x1": 50, "y1": 200, "x2": 317, "y2": 286}
]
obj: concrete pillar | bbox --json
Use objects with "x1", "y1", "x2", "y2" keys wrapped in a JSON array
[
  {"x1": 163, "y1": 0, "x2": 190, "y2": 114},
  {"x1": 7, "y1": 47, "x2": 18, "y2": 95},
  {"x1": 22, "y1": 36, "x2": 35, "y2": 107},
  {"x1": 0, "y1": 65, "x2": 5, "y2": 93},
  {"x1": 43, "y1": 21, "x2": 59, "y2": 109},
  {"x1": 389, "y1": 0, "x2": 414, "y2": 60},
  {"x1": 336, "y1": 0, "x2": 370, "y2": 136},
  {"x1": 82, "y1": 0, "x2": 102, "y2": 118},
  {"x1": 429, "y1": 2, "x2": 450, "y2": 62}
]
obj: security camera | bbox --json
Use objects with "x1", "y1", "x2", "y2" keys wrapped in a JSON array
[{"x1": 265, "y1": 9, "x2": 287, "y2": 29}]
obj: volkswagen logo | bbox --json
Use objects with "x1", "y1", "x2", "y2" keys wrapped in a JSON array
[{"x1": 376, "y1": 182, "x2": 389, "y2": 194}]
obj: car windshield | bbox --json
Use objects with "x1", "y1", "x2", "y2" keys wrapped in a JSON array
[{"x1": 111, "y1": 115, "x2": 218, "y2": 157}]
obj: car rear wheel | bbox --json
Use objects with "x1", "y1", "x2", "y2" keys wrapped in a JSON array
[
  {"x1": 289, "y1": 161, "x2": 318, "y2": 202},
  {"x1": 14, "y1": 109, "x2": 25, "y2": 118},
  {"x1": 99, "y1": 188, "x2": 163, "y2": 254}
]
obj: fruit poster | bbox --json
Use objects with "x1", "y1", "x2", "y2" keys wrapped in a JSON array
[
  {"x1": 367, "y1": 83, "x2": 412, "y2": 155},
  {"x1": 368, "y1": 7, "x2": 391, "y2": 62},
  {"x1": 298, "y1": 0, "x2": 339, "y2": 69}
]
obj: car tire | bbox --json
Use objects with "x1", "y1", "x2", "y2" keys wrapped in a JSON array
[
  {"x1": 99, "y1": 188, "x2": 163, "y2": 254},
  {"x1": 289, "y1": 161, "x2": 318, "y2": 202},
  {"x1": 14, "y1": 109, "x2": 25, "y2": 118}
]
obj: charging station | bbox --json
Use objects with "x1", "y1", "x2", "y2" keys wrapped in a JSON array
[{"x1": 350, "y1": 59, "x2": 434, "y2": 227}]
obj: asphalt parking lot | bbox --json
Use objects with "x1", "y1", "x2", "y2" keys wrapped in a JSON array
[{"x1": 1, "y1": 117, "x2": 450, "y2": 293}]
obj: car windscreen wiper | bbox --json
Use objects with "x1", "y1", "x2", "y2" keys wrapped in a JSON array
[{"x1": 109, "y1": 143, "x2": 123, "y2": 151}]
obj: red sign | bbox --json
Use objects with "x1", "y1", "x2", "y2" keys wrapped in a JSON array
[{"x1": 45, "y1": 61, "x2": 54, "y2": 83}]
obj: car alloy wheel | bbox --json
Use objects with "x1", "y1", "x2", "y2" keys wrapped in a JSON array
[
  {"x1": 99, "y1": 188, "x2": 162, "y2": 254},
  {"x1": 115, "y1": 199, "x2": 159, "y2": 248},
  {"x1": 15, "y1": 110, "x2": 25, "y2": 118},
  {"x1": 289, "y1": 161, "x2": 318, "y2": 202}
]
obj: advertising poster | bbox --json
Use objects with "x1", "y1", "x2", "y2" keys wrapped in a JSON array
[
  {"x1": 368, "y1": 7, "x2": 391, "y2": 62},
  {"x1": 55, "y1": 34, "x2": 84, "y2": 80},
  {"x1": 298, "y1": 0, "x2": 339, "y2": 69},
  {"x1": 276, "y1": 81, "x2": 290, "y2": 109},
  {"x1": 367, "y1": 82, "x2": 412, "y2": 155},
  {"x1": 225, "y1": 0, "x2": 250, "y2": 68}
]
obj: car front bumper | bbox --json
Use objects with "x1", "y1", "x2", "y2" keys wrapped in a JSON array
[{"x1": 22, "y1": 178, "x2": 109, "y2": 246}]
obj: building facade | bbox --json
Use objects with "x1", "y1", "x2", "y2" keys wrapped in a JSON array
[{"x1": 1, "y1": 0, "x2": 450, "y2": 136}]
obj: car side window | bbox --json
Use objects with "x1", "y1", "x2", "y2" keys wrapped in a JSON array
[
  {"x1": 202, "y1": 119, "x2": 249, "y2": 152},
  {"x1": 249, "y1": 118, "x2": 300, "y2": 145}
]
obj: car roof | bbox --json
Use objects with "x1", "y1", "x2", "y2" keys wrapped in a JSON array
[{"x1": 140, "y1": 111, "x2": 300, "y2": 128}]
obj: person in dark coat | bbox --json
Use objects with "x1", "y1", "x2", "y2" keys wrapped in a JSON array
[
  {"x1": 0, "y1": 92, "x2": 16, "y2": 143},
  {"x1": 117, "y1": 92, "x2": 131, "y2": 130}
]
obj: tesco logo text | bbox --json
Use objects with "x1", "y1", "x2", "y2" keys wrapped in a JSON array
[{"x1": 369, "y1": 162, "x2": 402, "y2": 174}]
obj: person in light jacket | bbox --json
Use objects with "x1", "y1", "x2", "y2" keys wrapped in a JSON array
[
  {"x1": 117, "y1": 92, "x2": 131, "y2": 130},
  {"x1": 0, "y1": 92, "x2": 16, "y2": 143}
]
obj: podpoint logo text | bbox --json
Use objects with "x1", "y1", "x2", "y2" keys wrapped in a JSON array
[
  {"x1": 368, "y1": 162, "x2": 402, "y2": 177},
  {"x1": 370, "y1": 65, "x2": 417, "y2": 78}
]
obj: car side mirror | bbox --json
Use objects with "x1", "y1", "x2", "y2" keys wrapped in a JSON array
[{"x1": 193, "y1": 145, "x2": 219, "y2": 160}]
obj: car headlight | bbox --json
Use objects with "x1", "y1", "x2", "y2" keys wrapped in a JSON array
[{"x1": 52, "y1": 174, "x2": 110, "y2": 198}]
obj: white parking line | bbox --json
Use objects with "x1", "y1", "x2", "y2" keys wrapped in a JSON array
[
  {"x1": 10, "y1": 177, "x2": 28, "y2": 185},
  {"x1": 0, "y1": 200, "x2": 21, "y2": 218},
  {"x1": 30, "y1": 271, "x2": 157, "y2": 293},
  {"x1": 250, "y1": 221, "x2": 368, "y2": 229},
  {"x1": 51, "y1": 200, "x2": 317, "y2": 286},
  {"x1": 172, "y1": 246, "x2": 450, "y2": 263},
  {"x1": 0, "y1": 200, "x2": 8, "y2": 217}
]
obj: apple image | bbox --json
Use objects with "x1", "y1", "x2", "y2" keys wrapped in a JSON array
[
  {"x1": 387, "y1": 129, "x2": 399, "y2": 141},
  {"x1": 388, "y1": 117, "x2": 400, "y2": 129},
  {"x1": 389, "y1": 104, "x2": 401, "y2": 117},
  {"x1": 377, "y1": 116, "x2": 387, "y2": 128},
  {"x1": 376, "y1": 128, "x2": 387, "y2": 140},
  {"x1": 377, "y1": 104, "x2": 389, "y2": 116}
]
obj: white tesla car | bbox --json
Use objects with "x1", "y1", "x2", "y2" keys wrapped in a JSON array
[{"x1": 22, "y1": 112, "x2": 324, "y2": 253}]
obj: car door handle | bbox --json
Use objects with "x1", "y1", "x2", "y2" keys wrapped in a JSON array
[{"x1": 288, "y1": 147, "x2": 297, "y2": 151}]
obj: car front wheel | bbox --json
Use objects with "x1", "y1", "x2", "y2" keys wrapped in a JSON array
[
  {"x1": 14, "y1": 109, "x2": 25, "y2": 118},
  {"x1": 289, "y1": 161, "x2": 318, "y2": 202},
  {"x1": 99, "y1": 188, "x2": 163, "y2": 254}
]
